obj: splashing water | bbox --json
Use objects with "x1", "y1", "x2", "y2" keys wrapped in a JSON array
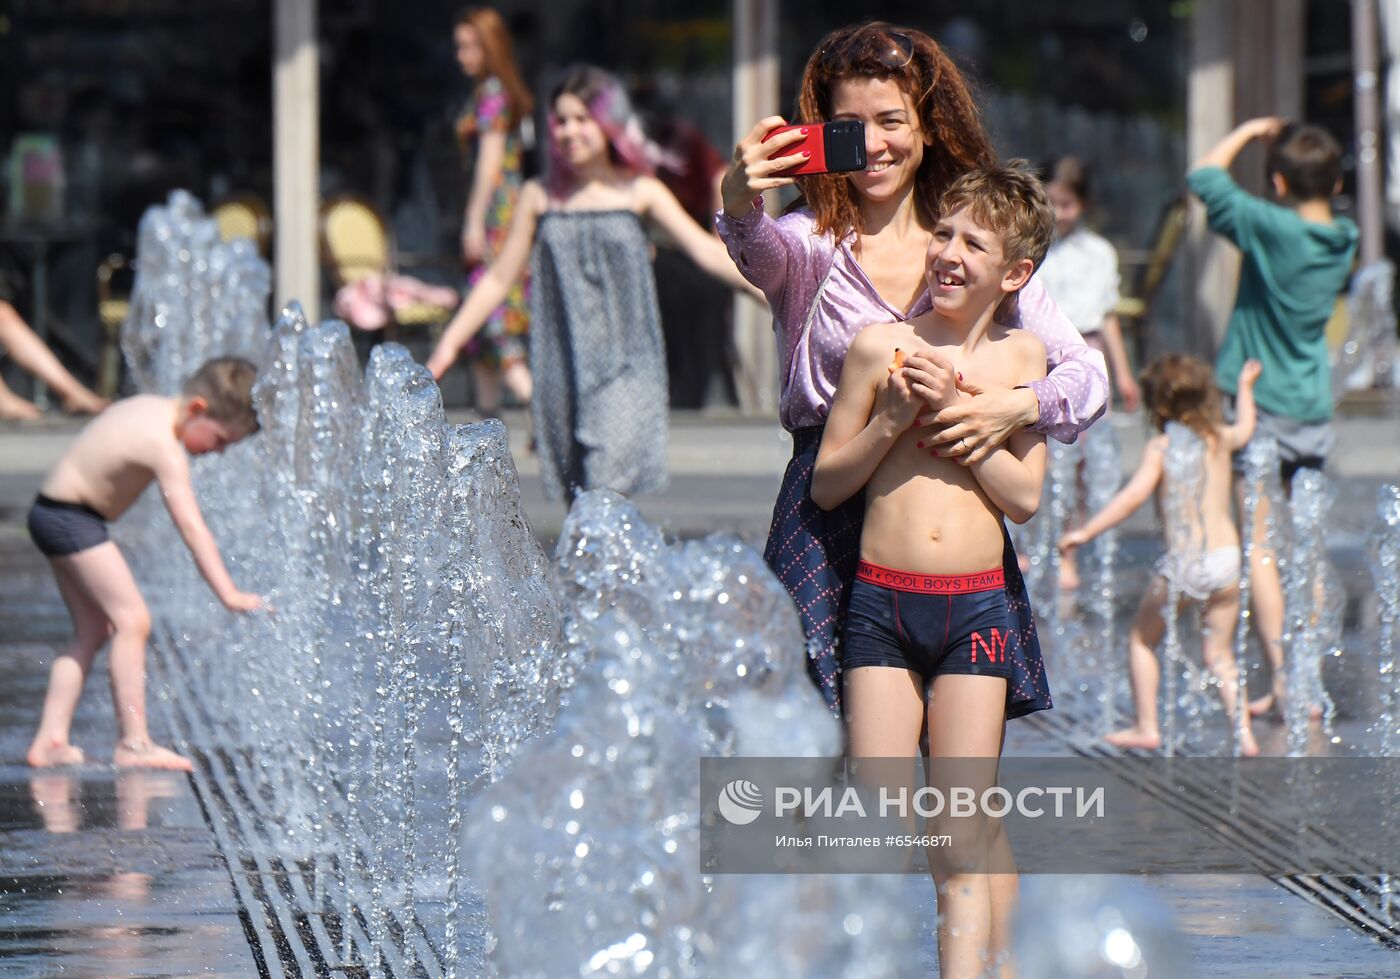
[
  {"x1": 1369, "y1": 484, "x2": 1400, "y2": 914},
  {"x1": 111, "y1": 194, "x2": 935, "y2": 976},
  {"x1": 1157, "y1": 423, "x2": 1217, "y2": 756},
  {"x1": 461, "y1": 491, "x2": 934, "y2": 978},
  {"x1": 1283, "y1": 471, "x2": 1341, "y2": 755},
  {"x1": 1077, "y1": 419, "x2": 1124, "y2": 734}
]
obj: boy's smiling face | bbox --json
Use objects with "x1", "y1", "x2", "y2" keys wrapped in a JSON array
[{"x1": 926, "y1": 205, "x2": 1033, "y2": 321}]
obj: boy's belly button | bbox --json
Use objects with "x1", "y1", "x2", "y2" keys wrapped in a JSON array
[{"x1": 928, "y1": 528, "x2": 940, "y2": 542}]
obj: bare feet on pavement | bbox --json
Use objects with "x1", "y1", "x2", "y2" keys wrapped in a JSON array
[
  {"x1": 62, "y1": 391, "x2": 110, "y2": 415},
  {"x1": 1104, "y1": 727, "x2": 1162, "y2": 751},
  {"x1": 27, "y1": 738, "x2": 86, "y2": 767},
  {"x1": 0, "y1": 393, "x2": 43, "y2": 421},
  {"x1": 114, "y1": 739, "x2": 194, "y2": 772}
]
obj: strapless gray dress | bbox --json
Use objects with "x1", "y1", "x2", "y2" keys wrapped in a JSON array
[{"x1": 529, "y1": 210, "x2": 668, "y2": 501}]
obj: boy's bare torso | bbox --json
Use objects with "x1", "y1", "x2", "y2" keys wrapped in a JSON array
[
  {"x1": 858, "y1": 318, "x2": 1040, "y2": 575},
  {"x1": 41, "y1": 395, "x2": 182, "y2": 520}
]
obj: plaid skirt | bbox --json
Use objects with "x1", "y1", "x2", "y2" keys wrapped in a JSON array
[{"x1": 764, "y1": 426, "x2": 1052, "y2": 719}]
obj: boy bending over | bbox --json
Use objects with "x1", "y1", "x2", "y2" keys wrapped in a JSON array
[
  {"x1": 26, "y1": 357, "x2": 263, "y2": 771},
  {"x1": 811, "y1": 164, "x2": 1052, "y2": 979}
]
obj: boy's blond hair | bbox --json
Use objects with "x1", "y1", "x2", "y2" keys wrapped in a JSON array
[
  {"x1": 182, "y1": 357, "x2": 259, "y2": 433},
  {"x1": 937, "y1": 161, "x2": 1055, "y2": 322}
]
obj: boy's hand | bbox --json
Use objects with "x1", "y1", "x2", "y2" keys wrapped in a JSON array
[
  {"x1": 899, "y1": 350, "x2": 959, "y2": 412},
  {"x1": 1238, "y1": 358, "x2": 1263, "y2": 386},
  {"x1": 873, "y1": 367, "x2": 928, "y2": 433},
  {"x1": 222, "y1": 590, "x2": 264, "y2": 613},
  {"x1": 1241, "y1": 116, "x2": 1287, "y2": 141}
]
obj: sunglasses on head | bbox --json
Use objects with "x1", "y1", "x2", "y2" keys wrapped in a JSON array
[{"x1": 819, "y1": 29, "x2": 915, "y2": 72}]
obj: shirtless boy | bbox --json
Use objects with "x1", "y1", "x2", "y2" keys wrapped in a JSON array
[
  {"x1": 811, "y1": 164, "x2": 1052, "y2": 979},
  {"x1": 26, "y1": 357, "x2": 263, "y2": 771}
]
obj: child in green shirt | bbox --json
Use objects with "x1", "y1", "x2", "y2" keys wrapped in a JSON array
[{"x1": 1187, "y1": 116, "x2": 1358, "y2": 716}]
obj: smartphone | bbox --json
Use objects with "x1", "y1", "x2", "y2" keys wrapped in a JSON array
[{"x1": 763, "y1": 120, "x2": 866, "y2": 175}]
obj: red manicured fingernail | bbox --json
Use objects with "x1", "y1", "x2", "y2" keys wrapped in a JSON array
[
  {"x1": 801, "y1": 127, "x2": 809, "y2": 134},
  {"x1": 957, "y1": 371, "x2": 964, "y2": 382},
  {"x1": 916, "y1": 441, "x2": 924, "y2": 449},
  {"x1": 931, "y1": 450, "x2": 941, "y2": 457},
  {"x1": 802, "y1": 151, "x2": 810, "y2": 158}
]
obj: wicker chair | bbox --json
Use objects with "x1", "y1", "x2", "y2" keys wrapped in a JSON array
[
  {"x1": 95, "y1": 253, "x2": 132, "y2": 398},
  {"x1": 212, "y1": 193, "x2": 274, "y2": 255},
  {"x1": 318, "y1": 194, "x2": 454, "y2": 343}
]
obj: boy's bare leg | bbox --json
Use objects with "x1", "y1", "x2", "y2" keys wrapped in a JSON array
[
  {"x1": 845, "y1": 667, "x2": 926, "y2": 871},
  {"x1": 28, "y1": 559, "x2": 112, "y2": 766},
  {"x1": 844, "y1": 666, "x2": 925, "y2": 756},
  {"x1": 50, "y1": 543, "x2": 192, "y2": 771},
  {"x1": 984, "y1": 724, "x2": 1018, "y2": 979},
  {"x1": 1235, "y1": 483, "x2": 1287, "y2": 715},
  {"x1": 0, "y1": 301, "x2": 109, "y2": 414},
  {"x1": 1202, "y1": 586, "x2": 1260, "y2": 756},
  {"x1": 1106, "y1": 576, "x2": 1168, "y2": 750},
  {"x1": 925, "y1": 674, "x2": 1010, "y2": 979}
]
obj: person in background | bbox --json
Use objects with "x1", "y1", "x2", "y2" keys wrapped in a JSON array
[
  {"x1": 1037, "y1": 156, "x2": 1139, "y2": 589},
  {"x1": 645, "y1": 108, "x2": 736, "y2": 408},
  {"x1": 0, "y1": 299, "x2": 108, "y2": 419},
  {"x1": 451, "y1": 6, "x2": 534, "y2": 415},
  {"x1": 1060, "y1": 356, "x2": 1263, "y2": 757},
  {"x1": 1038, "y1": 156, "x2": 1139, "y2": 412},
  {"x1": 1187, "y1": 117, "x2": 1358, "y2": 717},
  {"x1": 426, "y1": 66, "x2": 762, "y2": 503}
]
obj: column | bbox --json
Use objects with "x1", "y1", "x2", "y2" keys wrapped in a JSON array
[
  {"x1": 730, "y1": 0, "x2": 779, "y2": 414},
  {"x1": 274, "y1": 0, "x2": 320, "y2": 322}
]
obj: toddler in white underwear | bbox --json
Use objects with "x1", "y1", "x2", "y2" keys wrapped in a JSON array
[{"x1": 1060, "y1": 355, "x2": 1262, "y2": 755}]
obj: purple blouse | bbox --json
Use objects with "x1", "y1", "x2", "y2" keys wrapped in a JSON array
[{"x1": 716, "y1": 202, "x2": 1108, "y2": 441}]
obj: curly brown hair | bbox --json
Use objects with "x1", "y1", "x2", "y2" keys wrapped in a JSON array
[
  {"x1": 1140, "y1": 354, "x2": 1222, "y2": 441},
  {"x1": 792, "y1": 22, "x2": 996, "y2": 240}
]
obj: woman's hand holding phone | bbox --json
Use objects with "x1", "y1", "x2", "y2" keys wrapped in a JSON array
[{"x1": 721, "y1": 117, "x2": 808, "y2": 218}]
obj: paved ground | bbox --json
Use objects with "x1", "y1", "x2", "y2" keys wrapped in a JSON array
[{"x1": 1, "y1": 405, "x2": 1398, "y2": 976}]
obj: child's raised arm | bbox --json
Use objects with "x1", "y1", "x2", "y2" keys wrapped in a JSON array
[
  {"x1": 1223, "y1": 359, "x2": 1262, "y2": 451},
  {"x1": 810, "y1": 330, "x2": 946, "y2": 511},
  {"x1": 639, "y1": 176, "x2": 766, "y2": 303},
  {"x1": 153, "y1": 449, "x2": 261, "y2": 612},
  {"x1": 965, "y1": 333, "x2": 1048, "y2": 524},
  {"x1": 1060, "y1": 436, "x2": 1166, "y2": 551}
]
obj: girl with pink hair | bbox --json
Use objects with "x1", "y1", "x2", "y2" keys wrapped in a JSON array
[{"x1": 428, "y1": 65, "x2": 760, "y2": 503}]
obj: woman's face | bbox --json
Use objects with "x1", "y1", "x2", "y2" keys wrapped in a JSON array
[
  {"x1": 829, "y1": 76, "x2": 927, "y2": 207},
  {"x1": 454, "y1": 23, "x2": 485, "y2": 78},
  {"x1": 551, "y1": 93, "x2": 609, "y2": 168},
  {"x1": 1047, "y1": 181, "x2": 1083, "y2": 238}
]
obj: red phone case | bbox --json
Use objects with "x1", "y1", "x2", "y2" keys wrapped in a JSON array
[
  {"x1": 764, "y1": 124, "x2": 828, "y2": 175},
  {"x1": 762, "y1": 121, "x2": 865, "y2": 175}
]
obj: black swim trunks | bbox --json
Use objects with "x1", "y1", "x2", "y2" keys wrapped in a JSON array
[
  {"x1": 841, "y1": 560, "x2": 1014, "y2": 682},
  {"x1": 27, "y1": 494, "x2": 110, "y2": 557}
]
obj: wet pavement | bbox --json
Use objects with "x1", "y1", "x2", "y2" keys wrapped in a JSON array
[
  {"x1": 0, "y1": 531, "x2": 257, "y2": 978},
  {"x1": 1, "y1": 409, "x2": 1398, "y2": 976}
]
